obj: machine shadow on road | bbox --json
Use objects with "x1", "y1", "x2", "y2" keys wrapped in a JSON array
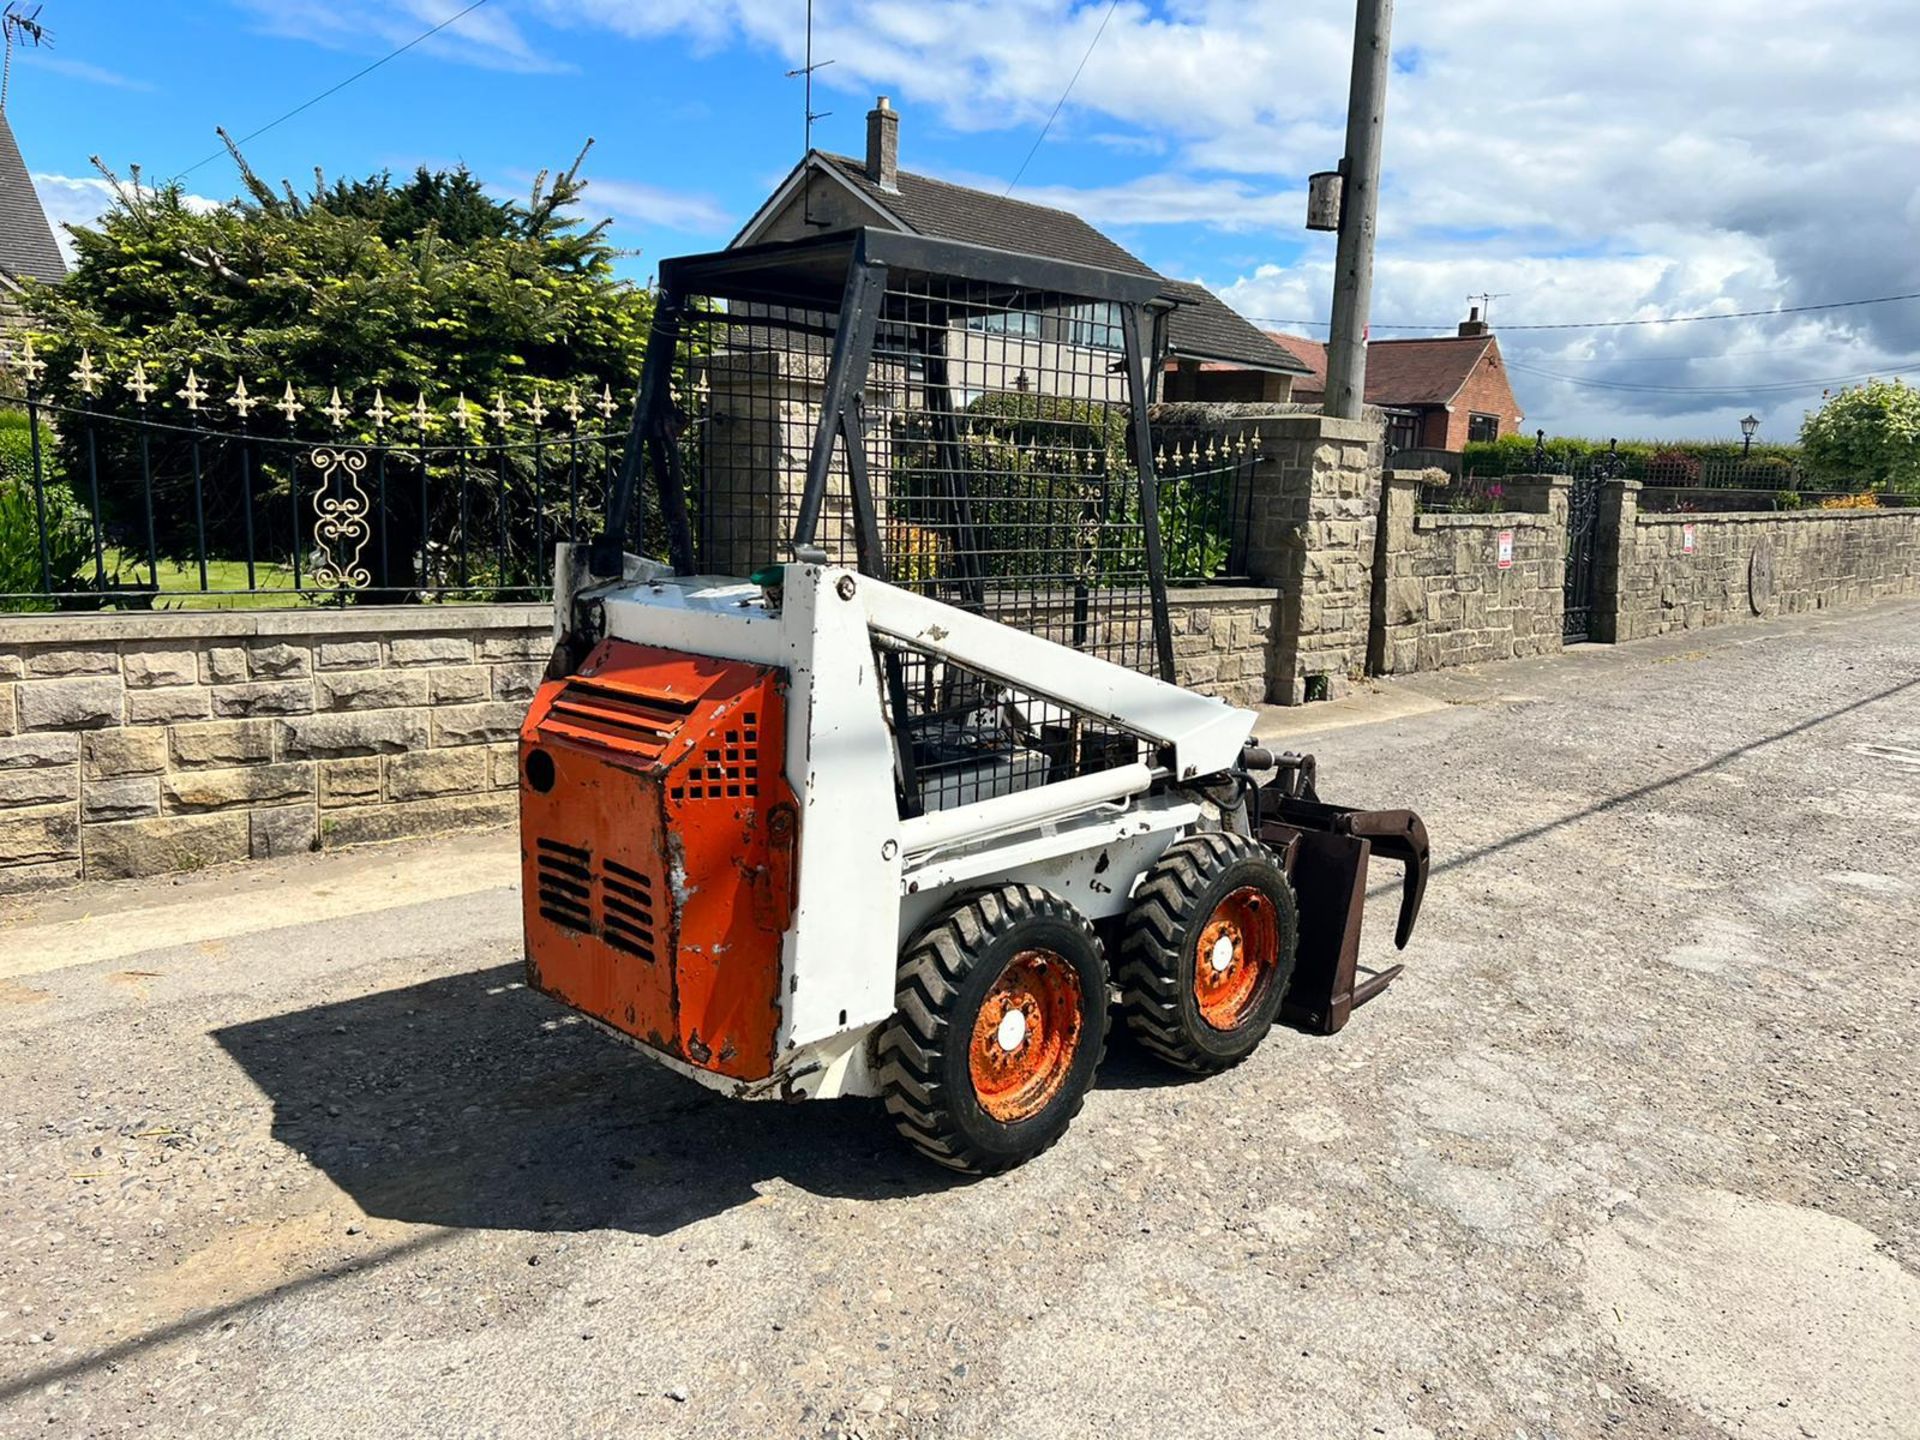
[{"x1": 213, "y1": 963, "x2": 960, "y2": 1237}]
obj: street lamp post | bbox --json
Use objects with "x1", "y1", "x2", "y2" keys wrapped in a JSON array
[{"x1": 1740, "y1": 413, "x2": 1760, "y2": 458}]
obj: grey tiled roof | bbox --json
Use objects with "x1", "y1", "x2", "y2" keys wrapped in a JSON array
[
  {"x1": 819, "y1": 152, "x2": 1157, "y2": 279},
  {"x1": 0, "y1": 112, "x2": 65, "y2": 285},
  {"x1": 815, "y1": 153, "x2": 1305, "y2": 374},
  {"x1": 1160, "y1": 280, "x2": 1310, "y2": 375}
]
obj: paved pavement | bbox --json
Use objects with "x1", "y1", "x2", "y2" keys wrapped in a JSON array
[{"x1": 3, "y1": 601, "x2": 1918, "y2": 1439}]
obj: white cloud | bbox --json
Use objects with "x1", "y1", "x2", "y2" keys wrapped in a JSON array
[
  {"x1": 17, "y1": 53, "x2": 154, "y2": 92},
  {"x1": 31, "y1": 174, "x2": 225, "y2": 268},
  {"x1": 231, "y1": 0, "x2": 569, "y2": 75},
  {"x1": 582, "y1": 178, "x2": 734, "y2": 237},
  {"x1": 200, "y1": 0, "x2": 1920, "y2": 436},
  {"x1": 965, "y1": 171, "x2": 1294, "y2": 231}
]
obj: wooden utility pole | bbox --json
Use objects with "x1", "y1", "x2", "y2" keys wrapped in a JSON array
[{"x1": 1323, "y1": 0, "x2": 1393, "y2": 421}]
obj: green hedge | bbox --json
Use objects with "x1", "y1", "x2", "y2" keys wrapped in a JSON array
[
  {"x1": 0, "y1": 410, "x2": 94, "y2": 610},
  {"x1": 1459, "y1": 432, "x2": 1804, "y2": 487},
  {"x1": 1462, "y1": 434, "x2": 1811, "y2": 467}
]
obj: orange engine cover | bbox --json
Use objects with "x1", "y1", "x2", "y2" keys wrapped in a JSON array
[{"x1": 518, "y1": 639, "x2": 797, "y2": 1081}]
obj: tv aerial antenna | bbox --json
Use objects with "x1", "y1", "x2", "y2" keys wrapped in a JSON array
[
  {"x1": 2, "y1": 3, "x2": 51, "y2": 114},
  {"x1": 786, "y1": 0, "x2": 834, "y2": 225},
  {"x1": 1468, "y1": 291, "x2": 1511, "y2": 325}
]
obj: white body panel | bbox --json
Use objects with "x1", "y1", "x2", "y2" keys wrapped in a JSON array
[{"x1": 574, "y1": 559, "x2": 1259, "y2": 1100}]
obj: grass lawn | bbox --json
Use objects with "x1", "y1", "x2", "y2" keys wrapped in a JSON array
[{"x1": 102, "y1": 551, "x2": 317, "y2": 610}]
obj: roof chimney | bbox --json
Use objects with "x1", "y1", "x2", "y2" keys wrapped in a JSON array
[
  {"x1": 866, "y1": 95, "x2": 899, "y2": 192},
  {"x1": 1458, "y1": 305, "x2": 1490, "y2": 338}
]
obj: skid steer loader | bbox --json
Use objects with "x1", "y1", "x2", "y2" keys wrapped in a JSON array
[{"x1": 519, "y1": 229, "x2": 1429, "y2": 1172}]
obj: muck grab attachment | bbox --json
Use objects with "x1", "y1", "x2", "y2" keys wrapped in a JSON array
[{"x1": 516, "y1": 227, "x2": 1432, "y2": 1172}]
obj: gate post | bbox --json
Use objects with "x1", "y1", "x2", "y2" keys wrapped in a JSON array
[
  {"x1": 1242, "y1": 412, "x2": 1385, "y2": 704},
  {"x1": 1368, "y1": 469, "x2": 1427, "y2": 675},
  {"x1": 1500, "y1": 473, "x2": 1573, "y2": 644},
  {"x1": 1591, "y1": 478, "x2": 1640, "y2": 643}
]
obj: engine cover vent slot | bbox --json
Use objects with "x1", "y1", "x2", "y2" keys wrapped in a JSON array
[
  {"x1": 535, "y1": 837, "x2": 593, "y2": 932},
  {"x1": 600, "y1": 857, "x2": 657, "y2": 961},
  {"x1": 543, "y1": 679, "x2": 697, "y2": 762}
]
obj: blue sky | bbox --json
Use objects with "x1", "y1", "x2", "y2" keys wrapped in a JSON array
[
  {"x1": 16, "y1": 0, "x2": 1920, "y2": 441},
  {"x1": 19, "y1": 1, "x2": 1307, "y2": 285}
]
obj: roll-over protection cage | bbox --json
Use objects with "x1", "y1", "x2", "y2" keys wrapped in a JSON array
[{"x1": 592, "y1": 227, "x2": 1184, "y2": 819}]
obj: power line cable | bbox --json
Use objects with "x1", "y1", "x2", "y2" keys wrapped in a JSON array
[
  {"x1": 1506, "y1": 338, "x2": 1884, "y2": 366},
  {"x1": 173, "y1": 0, "x2": 496, "y2": 181},
  {"x1": 1004, "y1": 0, "x2": 1120, "y2": 196},
  {"x1": 1504, "y1": 359, "x2": 1918, "y2": 395},
  {"x1": 1247, "y1": 288, "x2": 1920, "y2": 334}
]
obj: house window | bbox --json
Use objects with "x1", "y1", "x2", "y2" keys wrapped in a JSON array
[
  {"x1": 964, "y1": 310, "x2": 1042, "y2": 338},
  {"x1": 1064, "y1": 302, "x2": 1124, "y2": 352},
  {"x1": 1385, "y1": 411, "x2": 1421, "y2": 455},
  {"x1": 1467, "y1": 413, "x2": 1501, "y2": 444}
]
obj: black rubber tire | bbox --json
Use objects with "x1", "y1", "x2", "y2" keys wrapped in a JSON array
[
  {"x1": 1117, "y1": 830, "x2": 1298, "y2": 1074},
  {"x1": 878, "y1": 884, "x2": 1109, "y2": 1175}
]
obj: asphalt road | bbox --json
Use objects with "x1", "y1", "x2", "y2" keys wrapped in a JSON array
[{"x1": 2, "y1": 601, "x2": 1917, "y2": 1440}]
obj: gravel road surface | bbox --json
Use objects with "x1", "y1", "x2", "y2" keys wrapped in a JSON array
[{"x1": 2, "y1": 601, "x2": 1917, "y2": 1439}]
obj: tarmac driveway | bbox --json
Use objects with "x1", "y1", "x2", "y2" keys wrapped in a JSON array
[{"x1": 2, "y1": 600, "x2": 1917, "y2": 1439}]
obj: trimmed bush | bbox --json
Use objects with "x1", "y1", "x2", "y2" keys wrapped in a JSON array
[
  {"x1": 1645, "y1": 449, "x2": 1702, "y2": 486},
  {"x1": 0, "y1": 413, "x2": 93, "y2": 610}
]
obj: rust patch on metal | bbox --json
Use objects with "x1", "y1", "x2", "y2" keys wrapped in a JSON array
[
  {"x1": 967, "y1": 948, "x2": 1084, "y2": 1122},
  {"x1": 1192, "y1": 885, "x2": 1280, "y2": 1030}
]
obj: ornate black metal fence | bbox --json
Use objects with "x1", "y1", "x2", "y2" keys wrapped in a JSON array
[
  {"x1": 0, "y1": 340, "x2": 631, "y2": 611},
  {"x1": 3, "y1": 327, "x2": 1263, "y2": 614},
  {"x1": 1150, "y1": 434, "x2": 1261, "y2": 584}
]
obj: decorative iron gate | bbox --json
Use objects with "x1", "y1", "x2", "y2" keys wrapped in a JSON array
[{"x1": 1563, "y1": 475, "x2": 1602, "y2": 642}]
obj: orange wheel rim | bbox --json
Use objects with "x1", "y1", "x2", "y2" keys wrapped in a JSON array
[
  {"x1": 1193, "y1": 886, "x2": 1279, "y2": 1030},
  {"x1": 968, "y1": 949, "x2": 1084, "y2": 1123}
]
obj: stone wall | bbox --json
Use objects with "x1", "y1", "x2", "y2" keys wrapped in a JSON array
[
  {"x1": 1599, "y1": 482, "x2": 1920, "y2": 641},
  {"x1": 1166, "y1": 586, "x2": 1281, "y2": 708},
  {"x1": 1216, "y1": 411, "x2": 1383, "y2": 704},
  {"x1": 0, "y1": 590, "x2": 1284, "y2": 892},
  {"x1": 1149, "y1": 405, "x2": 1386, "y2": 705},
  {"x1": 0, "y1": 605, "x2": 549, "y2": 892},
  {"x1": 1373, "y1": 471, "x2": 1566, "y2": 673},
  {"x1": 18, "y1": 460, "x2": 1910, "y2": 894}
]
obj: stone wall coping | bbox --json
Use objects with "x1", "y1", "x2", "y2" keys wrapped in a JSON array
[
  {"x1": 1165, "y1": 585, "x2": 1282, "y2": 605},
  {"x1": 1416, "y1": 512, "x2": 1554, "y2": 531},
  {"x1": 1252, "y1": 412, "x2": 1380, "y2": 443},
  {"x1": 1150, "y1": 403, "x2": 1379, "y2": 444},
  {"x1": 0, "y1": 602, "x2": 551, "y2": 646},
  {"x1": 1636, "y1": 508, "x2": 1918, "y2": 528}
]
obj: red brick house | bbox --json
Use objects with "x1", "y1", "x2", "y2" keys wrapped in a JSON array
[{"x1": 1272, "y1": 309, "x2": 1525, "y2": 453}]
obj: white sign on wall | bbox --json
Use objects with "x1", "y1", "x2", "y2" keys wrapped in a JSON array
[
  {"x1": 1682, "y1": 523, "x2": 1698, "y2": 554},
  {"x1": 1497, "y1": 530, "x2": 1514, "y2": 570}
]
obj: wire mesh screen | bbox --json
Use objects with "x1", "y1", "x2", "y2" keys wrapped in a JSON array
[
  {"x1": 661, "y1": 267, "x2": 1161, "y2": 670},
  {"x1": 655, "y1": 300, "x2": 840, "y2": 577},
  {"x1": 875, "y1": 633, "x2": 1156, "y2": 818},
  {"x1": 870, "y1": 270, "x2": 1159, "y2": 674}
]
